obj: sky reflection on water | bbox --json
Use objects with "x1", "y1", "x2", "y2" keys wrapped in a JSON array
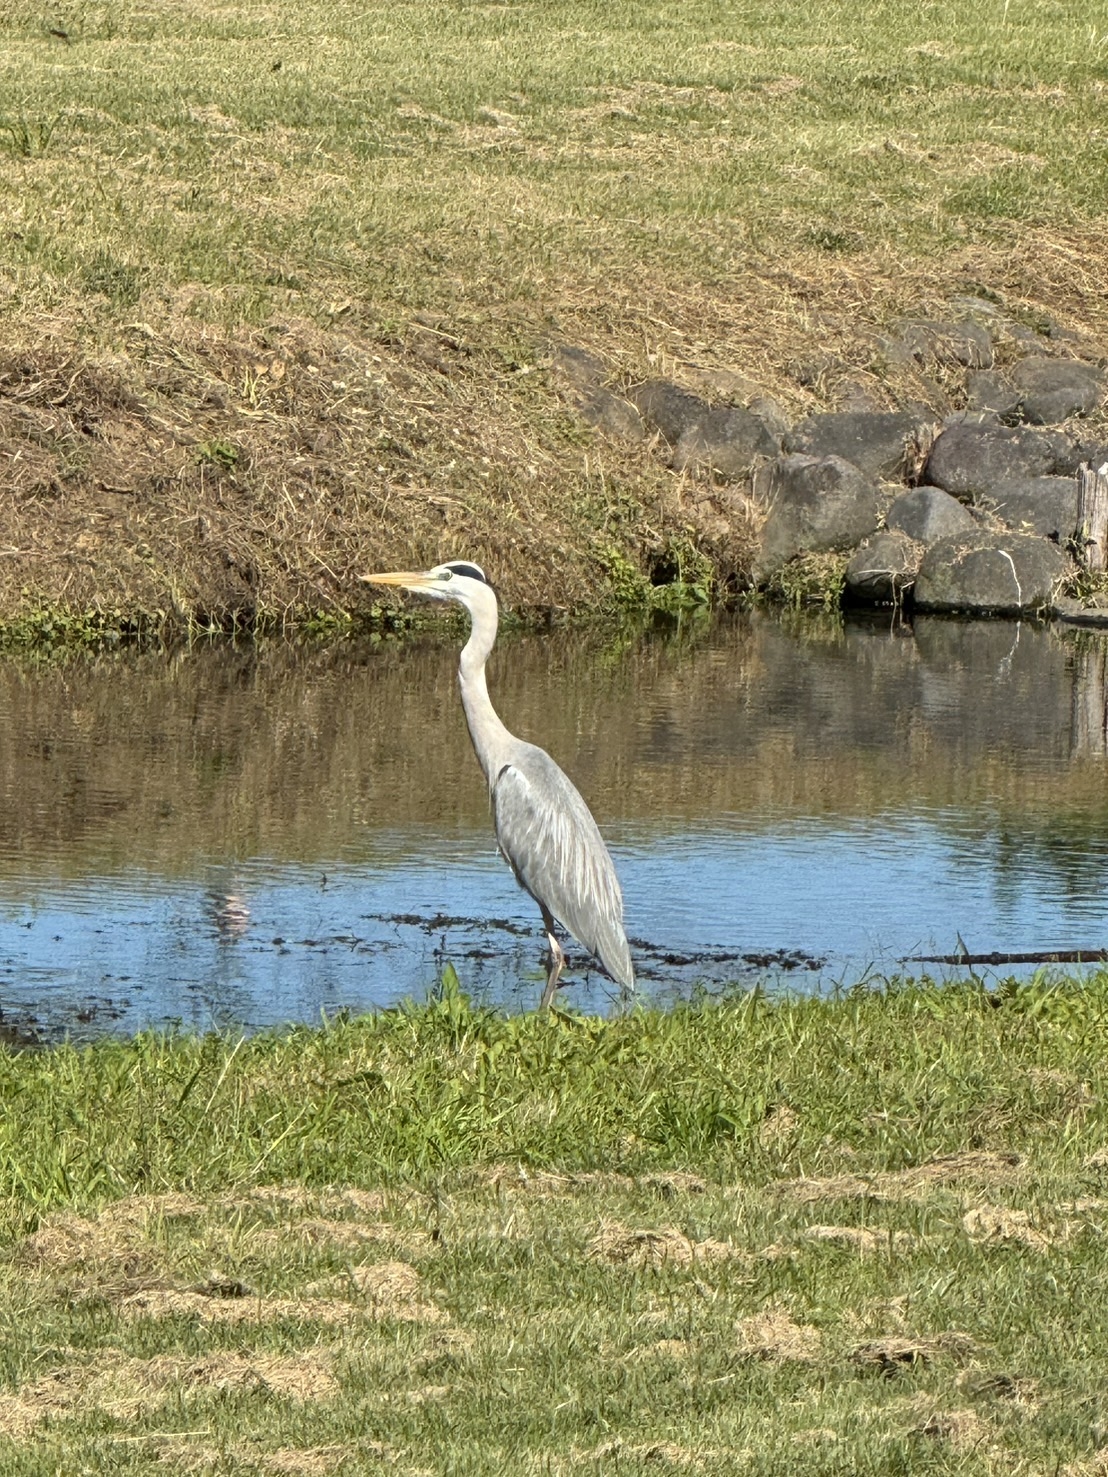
[{"x1": 1, "y1": 612, "x2": 1107, "y2": 1039}]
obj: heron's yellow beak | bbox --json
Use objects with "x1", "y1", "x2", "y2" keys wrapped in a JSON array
[{"x1": 359, "y1": 570, "x2": 437, "y2": 592}]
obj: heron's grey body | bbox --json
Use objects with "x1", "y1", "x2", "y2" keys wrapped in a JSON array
[{"x1": 361, "y1": 559, "x2": 633, "y2": 1007}]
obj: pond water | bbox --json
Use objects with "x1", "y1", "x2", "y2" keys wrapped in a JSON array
[{"x1": 1, "y1": 611, "x2": 1107, "y2": 1041}]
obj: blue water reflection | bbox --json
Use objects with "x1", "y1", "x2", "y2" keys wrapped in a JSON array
[{"x1": 1, "y1": 613, "x2": 1107, "y2": 1039}]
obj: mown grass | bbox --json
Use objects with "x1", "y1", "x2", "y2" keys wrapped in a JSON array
[
  {"x1": 1, "y1": 976, "x2": 1108, "y2": 1471},
  {"x1": 2, "y1": 0, "x2": 1107, "y2": 322}
]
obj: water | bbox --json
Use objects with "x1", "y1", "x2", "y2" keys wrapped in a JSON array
[{"x1": 1, "y1": 612, "x2": 1107, "y2": 1041}]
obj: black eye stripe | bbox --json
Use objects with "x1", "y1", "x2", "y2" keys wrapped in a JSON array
[{"x1": 442, "y1": 562, "x2": 488, "y2": 583}]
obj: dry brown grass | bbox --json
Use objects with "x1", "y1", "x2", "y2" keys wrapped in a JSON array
[
  {"x1": 0, "y1": 306, "x2": 735, "y2": 629},
  {"x1": 574, "y1": 1438, "x2": 708, "y2": 1468},
  {"x1": 583, "y1": 1218, "x2": 735, "y2": 1269},
  {"x1": 3, "y1": 0, "x2": 1108, "y2": 631},
  {"x1": 962, "y1": 1205, "x2": 1057, "y2": 1253},
  {"x1": 734, "y1": 1309, "x2": 823, "y2": 1363},
  {"x1": 15, "y1": 1191, "x2": 448, "y2": 1328},
  {"x1": 908, "y1": 1401, "x2": 997, "y2": 1454},
  {"x1": 802, "y1": 1224, "x2": 919, "y2": 1255},
  {"x1": 157, "y1": 1439, "x2": 364, "y2": 1475},
  {"x1": 782, "y1": 1150, "x2": 1023, "y2": 1204},
  {"x1": 851, "y1": 1331, "x2": 980, "y2": 1373},
  {"x1": 0, "y1": 1350, "x2": 336, "y2": 1439}
]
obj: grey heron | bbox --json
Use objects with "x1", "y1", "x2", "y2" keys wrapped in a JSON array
[{"x1": 360, "y1": 560, "x2": 634, "y2": 1009}]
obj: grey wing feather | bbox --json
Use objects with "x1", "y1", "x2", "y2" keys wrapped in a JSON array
[{"x1": 492, "y1": 744, "x2": 633, "y2": 988}]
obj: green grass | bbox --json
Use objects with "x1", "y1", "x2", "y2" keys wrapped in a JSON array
[
  {"x1": 1, "y1": 976, "x2": 1108, "y2": 1471},
  {"x1": 2, "y1": 0, "x2": 1106, "y2": 328}
]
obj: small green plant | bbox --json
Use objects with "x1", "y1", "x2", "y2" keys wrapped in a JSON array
[
  {"x1": 803, "y1": 226, "x2": 860, "y2": 254},
  {"x1": 0, "y1": 604, "x2": 161, "y2": 650},
  {"x1": 194, "y1": 438, "x2": 240, "y2": 471},
  {"x1": 597, "y1": 545, "x2": 651, "y2": 609},
  {"x1": 1060, "y1": 548, "x2": 1108, "y2": 603},
  {"x1": 648, "y1": 537, "x2": 713, "y2": 611},
  {"x1": 80, "y1": 249, "x2": 146, "y2": 306},
  {"x1": 299, "y1": 607, "x2": 355, "y2": 638},
  {"x1": 764, "y1": 551, "x2": 849, "y2": 611},
  {"x1": 0, "y1": 113, "x2": 58, "y2": 157}
]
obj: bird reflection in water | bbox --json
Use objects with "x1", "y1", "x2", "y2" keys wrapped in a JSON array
[{"x1": 207, "y1": 881, "x2": 251, "y2": 942}]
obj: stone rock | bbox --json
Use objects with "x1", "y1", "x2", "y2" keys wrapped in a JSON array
[
  {"x1": 753, "y1": 454, "x2": 882, "y2": 577},
  {"x1": 886, "y1": 486, "x2": 977, "y2": 543},
  {"x1": 626, "y1": 381, "x2": 711, "y2": 444},
  {"x1": 577, "y1": 388, "x2": 644, "y2": 441},
  {"x1": 1072, "y1": 439, "x2": 1108, "y2": 476},
  {"x1": 965, "y1": 371, "x2": 1021, "y2": 419},
  {"x1": 845, "y1": 531, "x2": 922, "y2": 603},
  {"x1": 830, "y1": 375, "x2": 888, "y2": 413},
  {"x1": 627, "y1": 380, "x2": 777, "y2": 475},
  {"x1": 748, "y1": 396, "x2": 791, "y2": 442},
  {"x1": 547, "y1": 343, "x2": 606, "y2": 391},
  {"x1": 1009, "y1": 356, "x2": 1104, "y2": 424},
  {"x1": 785, "y1": 411, "x2": 927, "y2": 481},
  {"x1": 684, "y1": 366, "x2": 762, "y2": 403},
  {"x1": 672, "y1": 404, "x2": 778, "y2": 477},
  {"x1": 914, "y1": 529, "x2": 1069, "y2": 614},
  {"x1": 982, "y1": 475, "x2": 1078, "y2": 542},
  {"x1": 925, "y1": 422, "x2": 1058, "y2": 495},
  {"x1": 1054, "y1": 595, "x2": 1108, "y2": 628},
  {"x1": 899, "y1": 320, "x2": 994, "y2": 370},
  {"x1": 948, "y1": 294, "x2": 1008, "y2": 323}
]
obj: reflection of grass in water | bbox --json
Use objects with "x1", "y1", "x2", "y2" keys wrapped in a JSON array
[
  {"x1": 1, "y1": 977, "x2": 1107, "y2": 1471},
  {"x1": 1, "y1": 618, "x2": 1107, "y2": 894}
]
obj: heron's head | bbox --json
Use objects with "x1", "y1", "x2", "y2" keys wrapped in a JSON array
[{"x1": 360, "y1": 560, "x2": 496, "y2": 617}]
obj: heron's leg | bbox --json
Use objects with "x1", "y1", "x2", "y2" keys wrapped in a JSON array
[{"x1": 539, "y1": 909, "x2": 565, "y2": 1010}]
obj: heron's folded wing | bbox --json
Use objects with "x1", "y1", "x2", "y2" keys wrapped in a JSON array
[{"x1": 492, "y1": 752, "x2": 633, "y2": 987}]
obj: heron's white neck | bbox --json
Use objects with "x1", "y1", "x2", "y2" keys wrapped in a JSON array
[{"x1": 457, "y1": 588, "x2": 515, "y2": 786}]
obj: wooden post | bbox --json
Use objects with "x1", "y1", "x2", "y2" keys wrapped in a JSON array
[
  {"x1": 1072, "y1": 644, "x2": 1108, "y2": 757},
  {"x1": 1076, "y1": 460, "x2": 1108, "y2": 572}
]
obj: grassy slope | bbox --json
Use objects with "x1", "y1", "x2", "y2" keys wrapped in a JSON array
[
  {"x1": 1, "y1": 1, "x2": 1107, "y2": 627},
  {"x1": 1, "y1": 977, "x2": 1108, "y2": 1471}
]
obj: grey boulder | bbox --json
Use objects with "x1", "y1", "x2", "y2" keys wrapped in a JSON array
[
  {"x1": 577, "y1": 388, "x2": 644, "y2": 441},
  {"x1": 626, "y1": 381, "x2": 711, "y2": 444},
  {"x1": 925, "y1": 422, "x2": 1058, "y2": 495},
  {"x1": 983, "y1": 475, "x2": 1079, "y2": 542},
  {"x1": 1010, "y1": 357, "x2": 1104, "y2": 425},
  {"x1": 547, "y1": 343, "x2": 606, "y2": 392},
  {"x1": 914, "y1": 529, "x2": 1069, "y2": 614},
  {"x1": 899, "y1": 320, "x2": 994, "y2": 370},
  {"x1": 629, "y1": 381, "x2": 706, "y2": 443},
  {"x1": 886, "y1": 486, "x2": 977, "y2": 542},
  {"x1": 785, "y1": 411, "x2": 927, "y2": 481},
  {"x1": 672, "y1": 404, "x2": 778, "y2": 478},
  {"x1": 627, "y1": 380, "x2": 776, "y2": 477},
  {"x1": 753, "y1": 454, "x2": 882, "y2": 578},
  {"x1": 965, "y1": 371, "x2": 1022, "y2": 419},
  {"x1": 845, "y1": 531, "x2": 922, "y2": 603}
]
